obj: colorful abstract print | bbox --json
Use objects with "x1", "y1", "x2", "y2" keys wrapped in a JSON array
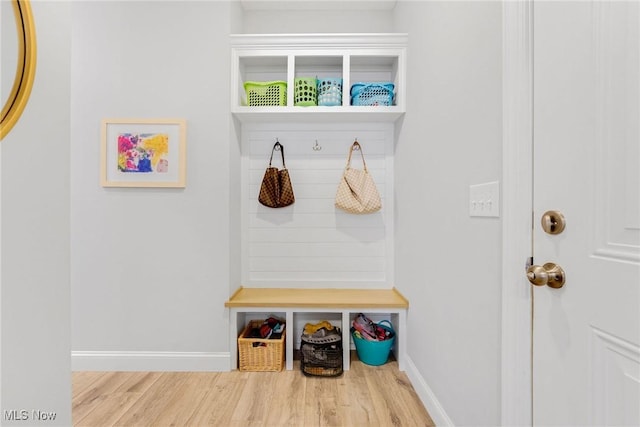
[{"x1": 117, "y1": 133, "x2": 169, "y2": 173}]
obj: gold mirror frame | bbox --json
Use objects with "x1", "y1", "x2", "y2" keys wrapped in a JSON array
[{"x1": 0, "y1": 0, "x2": 37, "y2": 141}]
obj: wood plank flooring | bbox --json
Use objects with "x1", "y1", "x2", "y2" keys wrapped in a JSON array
[{"x1": 72, "y1": 357, "x2": 434, "y2": 426}]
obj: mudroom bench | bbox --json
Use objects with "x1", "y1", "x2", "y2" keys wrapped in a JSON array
[{"x1": 225, "y1": 287, "x2": 409, "y2": 372}]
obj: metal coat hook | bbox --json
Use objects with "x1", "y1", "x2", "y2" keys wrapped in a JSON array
[
  {"x1": 352, "y1": 138, "x2": 360, "y2": 150},
  {"x1": 274, "y1": 138, "x2": 281, "y2": 150},
  {"x1": 313, "y1": 140, "x2": 322, "y2": 151}
]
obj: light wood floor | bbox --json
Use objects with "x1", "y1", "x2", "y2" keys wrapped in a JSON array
[{"x1": 72, "y1": 356, "x2": 434, "y2": 426}]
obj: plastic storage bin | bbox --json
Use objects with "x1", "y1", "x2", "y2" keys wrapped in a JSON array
[
  {"x1": 244, "y1": 81, "x2": 287, "y2": 106},
  {"x1": 294, "y1": 77, "x2": 318, "y2": 106},
  {"x1": 350, "y1": 82, "x2": 395, "y2": 106},
  {"x1": 301, "y1": 342, "x2": 343, "y2": 377},
  {"x1": 300, "y1": 325, "x2": 343, "y2": 377},
  {"x1": 317, "y1": 78, "x2": 343, "y2": 106},
  {"x1": 352, "y1": 319, "x2": 395, "y2": 366}
]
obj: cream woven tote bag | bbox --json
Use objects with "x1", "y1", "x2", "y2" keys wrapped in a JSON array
[{"x1": 335, "y1": 141, "x2": 381, "y2": 214}]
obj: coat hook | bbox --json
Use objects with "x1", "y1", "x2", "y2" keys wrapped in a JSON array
[
  {"x1": 313, "y1": 140, "x2": 322, "y2": 151},
  {"x1": 274, "y1": 138, "x2": 281, "y2": 150}
]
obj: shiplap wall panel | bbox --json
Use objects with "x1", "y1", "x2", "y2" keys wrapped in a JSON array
[
  {"x1": 249, "y1": 272, "x2": 387, "y2": 282},
  {"x1": 250, "y1": 228, "x2": 385, "y2": 243},
  {"x1": 249, "y1": 242, "x2": 385, "y2": 257},
  {"x1": 241, "y1": 123, "x2": 393, "y2": 288},
  {"x1": 250, "y1": 257, "x2": 385, "y2": 272},
  {"x1": 249, "y1": 183, "x2": 387, "y2": 200},
  {"x1": 249, "y1": 214, "x2": 385, "y2": 229}
]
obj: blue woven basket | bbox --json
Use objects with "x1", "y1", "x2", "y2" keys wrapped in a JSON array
[
  {"x1": 350, "y1": 82, "x2": 394, "y2": 106},
  {"x1": 351, "y1": 319, "x2": 395, "y2": 366}
]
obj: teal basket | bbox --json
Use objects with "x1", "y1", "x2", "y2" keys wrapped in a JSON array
[
  {"x1": 350, "y1": 82, "x2": 395, "y2": 106},
  {"x1": 352, "y1": 319, "x2": 395, "y2": 366},
  {"x1": 317, "y1": 78, "x2": 343, "y2": 106}
]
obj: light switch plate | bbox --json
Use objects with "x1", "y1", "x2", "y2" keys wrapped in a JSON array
[{"x1": 469, "y1": 181, "x2": 500, "y2": 217}]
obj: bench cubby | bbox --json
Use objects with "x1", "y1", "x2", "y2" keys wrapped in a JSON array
[{"x1": 225, "y1": 287, "x2": 409, "y2": 371}]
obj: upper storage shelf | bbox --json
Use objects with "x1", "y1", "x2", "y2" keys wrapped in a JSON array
[{"x1": 230, "y1": 33, "x2": 407, "y2": 123}]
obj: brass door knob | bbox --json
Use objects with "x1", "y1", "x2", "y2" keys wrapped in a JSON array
[{"x1": 526, "y1": 263, "x2": 566, "y2": 288}]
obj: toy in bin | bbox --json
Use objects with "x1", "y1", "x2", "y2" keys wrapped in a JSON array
[
  {"x1": 351, "y1": 313, "x2": 395, "y2": 366},
  {"x1": 246, "y1": 316, "x2": 285, "y2": 339}
]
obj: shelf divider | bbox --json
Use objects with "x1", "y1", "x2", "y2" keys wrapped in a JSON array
[{"x1": 287, "y1": 55, "x2": 295, "y2": 107}]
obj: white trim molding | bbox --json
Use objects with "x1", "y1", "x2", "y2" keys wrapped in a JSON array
[
  {"x1": 589, "y1": 326, "x2": 640, "y2": 426},
  {"x1": 71, "y1": 351, "x2": 231, "y2": 372},
  {"x1": 405, "y1": 356, "x2": 454, "y2": 427},
  {"x1": 501, "y1": 0, "x2": 534, "y2": 425},
  {"x1": 240, "y1": 1, "x2": 398, "y2": 12},
  {"x1": 230, "y1": 33, "x2": 408, "y2": 50}
]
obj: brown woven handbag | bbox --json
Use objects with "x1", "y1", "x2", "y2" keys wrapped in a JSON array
[{"x1": 259, "y1": 141, "x2": 295, "y2": 208}]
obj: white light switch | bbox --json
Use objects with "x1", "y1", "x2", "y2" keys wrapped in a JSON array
[{"x1": 469, "y1": 181, "x2": 500, "y2": 217}]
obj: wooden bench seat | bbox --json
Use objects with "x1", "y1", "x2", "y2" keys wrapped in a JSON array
[
  {"x1": 225, "y1": 287, "x2": 409, "y2": 309},
  {"x1": 225, "y1": 287, "x2": 409, "y2": 372}
]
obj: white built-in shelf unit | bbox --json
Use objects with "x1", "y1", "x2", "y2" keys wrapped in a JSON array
[
  {"x1": 228, "y1": 33, "x2": 409, "y2": 371},
  {"x1": 231, "y1": 33, "x2": 407, "y2": 289},
  {"x1": 230, "y1": 33, "x2": 407, "y2": 123}
]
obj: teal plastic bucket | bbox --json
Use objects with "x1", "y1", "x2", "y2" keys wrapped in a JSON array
[{"x1": 352, "y1": 320, "x2": 395, "y2": 366}]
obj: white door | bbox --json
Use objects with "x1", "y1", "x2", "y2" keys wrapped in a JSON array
[{"x1": 532, "y1": 1, "x2": 640, "y2": 425}]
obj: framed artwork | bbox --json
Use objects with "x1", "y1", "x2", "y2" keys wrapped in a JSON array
[{"x1": 100, "y1": 118, "x2": 186, "y2": 188}]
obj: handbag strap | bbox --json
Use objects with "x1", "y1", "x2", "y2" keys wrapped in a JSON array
[
  {"x1": 345, "y1": 141, "x2": 368, "y2": 172},
  {"x1": 268, "y1": 141, "x2": 286, "y2": 168}
]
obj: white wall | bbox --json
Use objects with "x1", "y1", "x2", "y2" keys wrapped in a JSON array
[
  {"x1": 70, "y1": 1, "x2": 398, "y2": 371},
  {"x1": 70, "y1": 1, "x2": 233, "y2": 370},
  {"x1": 393, "y1": 2, "x2": 503, "y2": 426},
  {"x1": 241, "y1": 7, "x2": 393, "y2": 33},
  {"x1": 1, "y1": 1, "x2": 72, "y2": 425},
  {"x1": 229, "y1": 1, "x2": 244, "y2": 320}
]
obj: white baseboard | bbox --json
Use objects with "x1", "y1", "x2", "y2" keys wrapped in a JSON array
[
  {"x1": 71, "y1": 351, "x2": 231, "y2": 372},
  {"x1": 405, "y1": 355, "x2": 454, "y2": 427}
]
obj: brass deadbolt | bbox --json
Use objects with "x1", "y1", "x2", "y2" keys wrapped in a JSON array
[{"x1": 541, "y1": 210, "x2": 566, "y2": 235}]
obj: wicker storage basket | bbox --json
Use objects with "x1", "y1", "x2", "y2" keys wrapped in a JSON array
[
  {"x1": 238, "y1": 320, "x2": 285, "y2": 372},
  {"x1": 244, "y1": 81, "x2": 287, "y2": 106}
]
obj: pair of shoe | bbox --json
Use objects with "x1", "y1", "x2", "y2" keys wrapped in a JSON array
[
  {"x1": 303, "y1": 320, "x2": 334, "y2": 335},
  {"x1": 301, "y1": 321, "x2": 342, "y2": 345}
]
